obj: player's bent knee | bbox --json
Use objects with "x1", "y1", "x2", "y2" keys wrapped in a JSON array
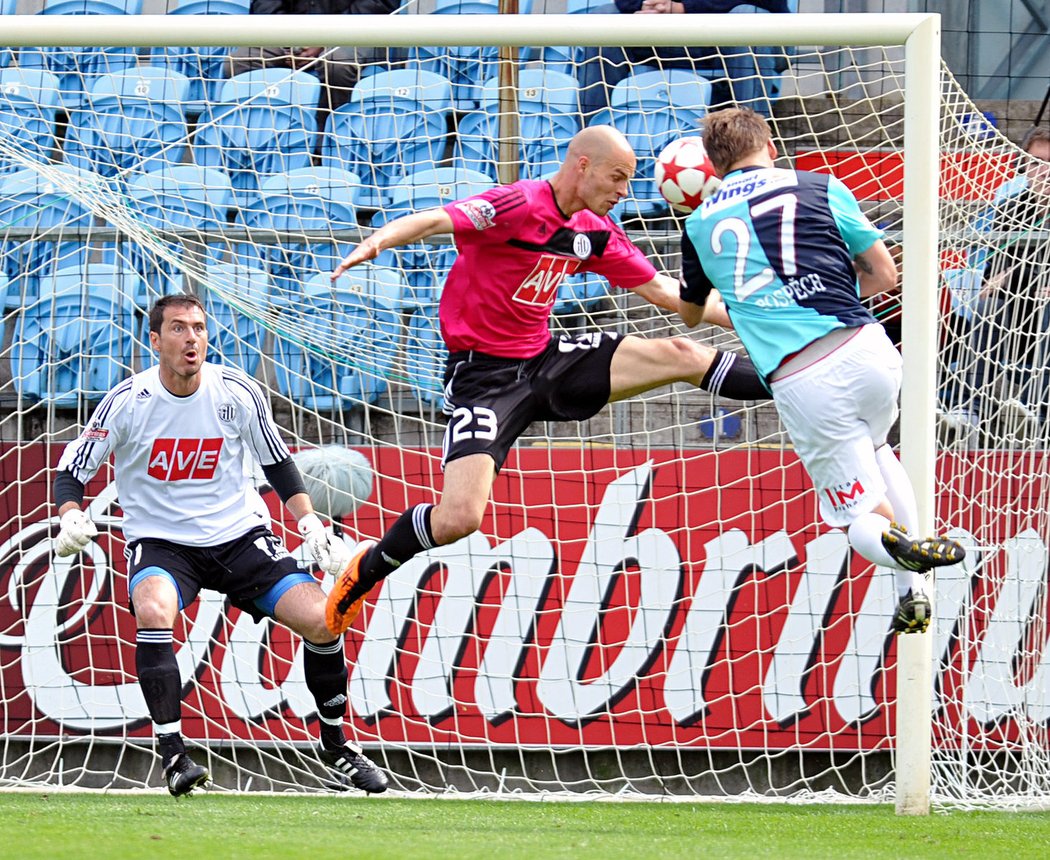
[
  {"x1": 432, "y1": 505, "x2": 485, "y2": 545},
  {"x1": 668, "y1": 336, "x2": 714, "y2": 372}
]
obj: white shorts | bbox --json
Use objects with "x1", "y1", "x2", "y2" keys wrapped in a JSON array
[{"x1": 770, "y1": 324, "x2": 903, "y2": 528}]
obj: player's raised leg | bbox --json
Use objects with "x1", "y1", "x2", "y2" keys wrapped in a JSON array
[
  {"x1": 608, "y1": 335, "x2": 767, "y2": 403},
  {"x1": 326, "y1": 453, "x2": 496, "y2": 636}
]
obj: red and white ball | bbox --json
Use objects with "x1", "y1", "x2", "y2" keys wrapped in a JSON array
[{"x1": 654, "y1": 136, "x2": 721, "y2": 214}]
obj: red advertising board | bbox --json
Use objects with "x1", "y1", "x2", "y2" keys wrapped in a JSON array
[{"x1": 1, "y1": 444, "x2": 1047, "y2": 751}]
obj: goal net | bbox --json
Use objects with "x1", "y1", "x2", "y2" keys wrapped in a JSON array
[{"x1": 0, "y1": 12, "x2": 1046, "y2": 810}]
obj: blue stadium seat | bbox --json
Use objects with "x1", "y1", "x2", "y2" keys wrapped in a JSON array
[
  {"x1": 18, "y1": 0, "x2": 144, "y2": 112},
  {"x1": 331, "y1": 265, "x2": 407, "y2": 404},
  {"x1": 150, "y1": 0, "x2": 251, "y2": 115},
  {"x1": 235, "y1": 166, "x2": 361, "y2": 306},
  {"x1": 0, "y1": 165, "x2": 95, "y2": 310},
  {"x1": 455, "y1": 69, "x2": 580, "y2": 181},
  {"x1": 589, "y1": 69, "x2": 711, "y2": 217},
  {"x1": 533, "y1": 0, "x2": 611, "y2": 76},
  {"x1": 10, "y1": 261, "x2": 138, "y2": 405},
  {"x1": 195, "y1": 70, "x2": 321, "y2": 209},
  {"x1": 405, "y1": 0, "x2": 499, "y2": 112},
  {"x1": 269, "y1": 278, "x2": 357, "y2": 413},
  {"x1": 0, "y1": 68, "x2": 62, "y2": 175},
  {"x1": 322, "y1": 69, "x2": 452, "y2": 209},
  {"x1": 202, "y1": 261, "x2": 267, "y2": 376},
  {"x1": 403, "y1": 301, "x2": 444, "y2": 409},
  {"x1": 1, "y1": 0, "x2": 19, "y2": 70},
  {"x1": 371, "y1": 166, "x2": 492, "y2": 304},
  {"x1": 64, "y1": 68, "x2": 191, "y2": 185},
  {"x1": 124, "y1": 165, "x2": 234, "y2": 309}
]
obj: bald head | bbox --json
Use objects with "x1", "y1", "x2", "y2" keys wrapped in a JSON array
[
  {"x1": 566, "y1": 125, "x2": 635, "y2": 165},
  {"x1": 550, "y1": 125, "x2": 636, "y2": 217}
]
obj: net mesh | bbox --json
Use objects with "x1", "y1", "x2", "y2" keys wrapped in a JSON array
[{"x1": 0, "y1": 29, "x2": 1048, "y2": 809}]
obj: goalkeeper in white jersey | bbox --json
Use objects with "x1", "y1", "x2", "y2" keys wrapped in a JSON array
[{"x1": 52, "y1": 294, "x2": 388, "y2": 797}]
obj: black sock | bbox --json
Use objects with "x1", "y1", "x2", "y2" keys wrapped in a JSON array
[
  {"x1": 303, "y1": 637, "x2": 348, "y2": 750},
  {"x1": 700, "y1": 350, "x2": 769, "y2": 401},
  {"x1": 360, "y1": 504, "x2": 436, "y2": 588},
  {"x1": 157, "y1": 732, "x2": 185, "y2": 766},
  {"x1": 136, "y1": 629, "x2": 184, "y2": 765}
]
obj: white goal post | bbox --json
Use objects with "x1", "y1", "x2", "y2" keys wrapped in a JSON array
[{"x1": 4, "y1": 11, "x2": 1046, "y2": 813}]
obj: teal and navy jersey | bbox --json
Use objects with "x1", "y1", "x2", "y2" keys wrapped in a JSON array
[{"x1": 680, "y1": 165, "x2": 883, "y2": 380}]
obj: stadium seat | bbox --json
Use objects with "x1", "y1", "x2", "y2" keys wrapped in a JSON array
[
  {"x1": 150, "y1": 0, "x2": 251, "y2": 115},
  {"x1": 17, "y1": 0, "x2": 144, "y2": 112},
  {"x1": 0, "y1": 68, "x2": 62, "y2": 175},
  {"x1": 589, "y1": 69, "x2": 711, "y2": 217},
  {"x1": 201, "y1": 261, "x2": 268, "y2": 376},
  {"x1": 64, "y1": 68, "x2": 192, "y2": 185},
  {"x1": 331, "y1": 265, "x2": 407, "y2": 404},
  {"x1": 402, "y1": 300, "x2": 445, "y2": 409},
  {"x1": 10, "y1": 261, "x2": 138, "y2": 406},
  {"x1": 321, "y1": 69, "x2": 452, "y2": 209},
  {"x1": 532, "y1": 0, "x2": 611, "y2": 76},
  {"x1": 124, "y1": 165, "x2": 234, "y2": 309},
  {"x1": 195, "y1": 69, "x2": 321, "y2": 209},
  {"x1": 235, "y1": 166, "x2": 362, "y2": 306},
  {"x1": 0, "y1": 165, "x2": 95, "y2": 310},
  {"x1": 405, "y1": 0, "x2": 500, "y2": 112},
  {"x1": 455, "y1": 69, "x2": 580, "y2": 182},
  {"x1": 269, "y1": 277, "x2": 355, "y2": 413},
  {"x1": 371, "y1": 166, "x2": 493, "y2": 304}
]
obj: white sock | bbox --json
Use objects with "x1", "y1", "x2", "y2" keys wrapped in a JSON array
[
  {"x1": 847, "y1": 512, "x2": 928, "y2": 597},
  {"x1": 847, "y1": 511, "x2": 897, "y2": 567},
  {"x1": 875, "y1": 445, "x2": 918, "y2": 534}
]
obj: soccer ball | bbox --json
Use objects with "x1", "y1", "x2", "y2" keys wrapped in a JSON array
[{"x1": 654, "y1": 136, "x2": 721, "y2": 214}]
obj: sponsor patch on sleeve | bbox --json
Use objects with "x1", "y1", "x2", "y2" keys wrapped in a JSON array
[
  {"x1": 455, "y1": 199, "x2": 497, "y2": 231},
  {"x1": 83, "y1": 424, "x2": 109, "y2": 441}
]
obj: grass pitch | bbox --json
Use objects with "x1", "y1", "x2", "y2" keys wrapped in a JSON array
[{"x1": 1, "y1": 792, "x2": 1048, "y2": 860}]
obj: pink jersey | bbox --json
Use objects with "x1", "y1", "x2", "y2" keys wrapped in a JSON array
[{"x1": 442, "y1": 180, "x2": 657, "y2": 358}]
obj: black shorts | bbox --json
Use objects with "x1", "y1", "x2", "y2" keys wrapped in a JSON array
[
  {"x1": 124, "y1": 527, "x2": 315, "y2": 623},
  {"x1": 441, "y1": 332, "x2": 623, "y2": 471}
]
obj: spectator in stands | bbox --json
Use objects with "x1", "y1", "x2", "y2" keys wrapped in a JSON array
[
  {"x1": 576, "y1": 0, "x2": 794, "y2": 119},
  {"x1": 229, "y1": 0, "x2": 401, "y2": 113},
  {"x1": 938, "y1": 127, "x2": 1050, "y2": 448}
]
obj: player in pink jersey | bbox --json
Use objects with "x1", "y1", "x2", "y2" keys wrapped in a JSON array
[
  {"x1": 52, "y1": 294, "x2": 388, "y2": 797},
  {"x1": 324, "y1": 125, "x2": 766, "y2": 635}
]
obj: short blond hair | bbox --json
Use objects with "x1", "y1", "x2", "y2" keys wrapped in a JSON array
[{"x1": 702, "y1": 108, "x2": 772, "y2": 174}]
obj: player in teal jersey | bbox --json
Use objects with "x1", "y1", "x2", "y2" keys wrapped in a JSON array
[{"x1": 678, "y1": 108, "x2": 965, "y2": 635}]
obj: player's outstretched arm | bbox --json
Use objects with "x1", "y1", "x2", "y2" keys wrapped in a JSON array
[
  {"x1": 332, "y1": 208, "x2": 455, "y2": 280},
  {"x1": 678, "y1": 289, "x2": 732, "y2": 329},
  {"x1": 631, "y1": 274, "x2": 682, "y2": 313}
]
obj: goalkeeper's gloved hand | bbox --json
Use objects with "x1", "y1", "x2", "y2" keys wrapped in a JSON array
[
  {"x1": 55, "y1": 508, "x2": 98, "y2": 557},
  {"x1": 298, "y1": 513, "x2": 352, "y2": 578}
]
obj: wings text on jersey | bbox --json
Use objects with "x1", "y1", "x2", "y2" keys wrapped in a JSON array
[{"x1": 148, "y1": 438, "x2": 224, "y2": 481}]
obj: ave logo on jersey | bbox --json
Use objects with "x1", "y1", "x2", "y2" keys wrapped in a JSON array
[
  {"x1": 147, "y1": 438, "x2": 224, "y2": 481},
  {"x1": 513, "y1": 255, "x2": 582, "y2": 306}
]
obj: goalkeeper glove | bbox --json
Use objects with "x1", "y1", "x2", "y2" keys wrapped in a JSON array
[
  {"x1": 55, "y1": 508, "x2": 98, "y2": 557},
  {"x1": 298, "y1": 513, "x2": 352, "y2": 578}
]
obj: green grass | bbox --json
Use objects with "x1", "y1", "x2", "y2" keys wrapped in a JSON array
[{"x1": 1, "y1": 793, "x2": 1049, "y2": 860}]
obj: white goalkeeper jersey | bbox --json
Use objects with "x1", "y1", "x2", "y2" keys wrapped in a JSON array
[{"x1": 57, "y1": 363, "x2": 291, "y2": 546}]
